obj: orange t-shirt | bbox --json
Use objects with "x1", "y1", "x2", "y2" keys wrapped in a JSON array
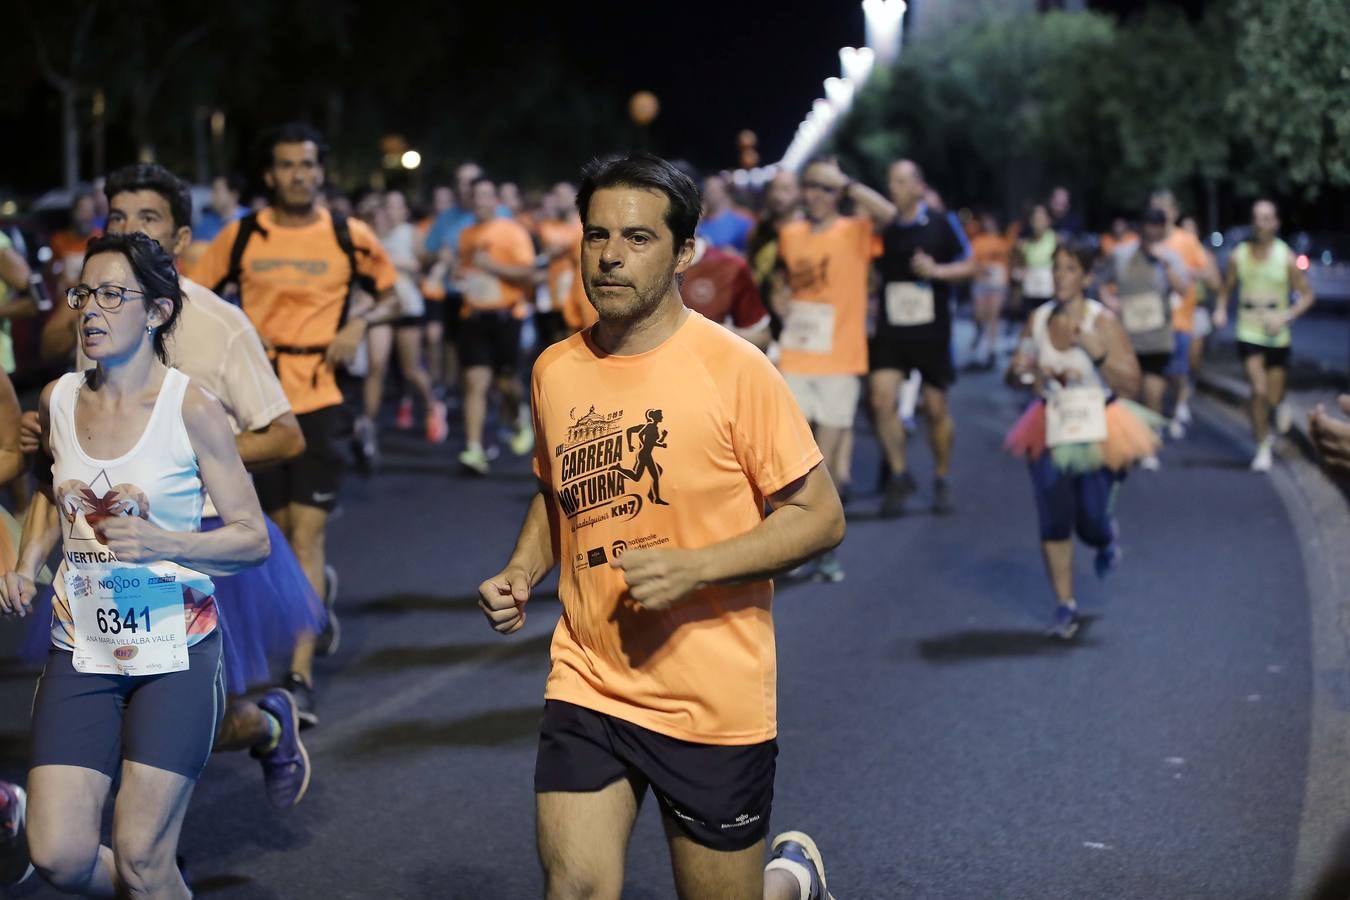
[
  {"x1": 457, "y1": 217, "x2": 536, "y2": 313},
  {"x1": 970, "y1": 233, "x2": 1011, "y2": 286},
  {"x1": 538, "y1": 218, "x2": 583, "y2": 318},
  {"x1": 532, "y1": 313, "x2": 823, "y2": 744},
  {"x1": 1100, "y1": 230, "x2": 1139, "y2": 257},
  {"x1": 776, "y1": 216, "x2": 875, "y2": 376},
  {"x1": 186, "y1": 207, "x2": 396, "y2": 415},
  {"x1": 1164, "y1": 228, "x2": 1210, "y2": 333}
]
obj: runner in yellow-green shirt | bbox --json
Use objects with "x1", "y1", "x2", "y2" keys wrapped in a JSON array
[{"x1": 1213, "y1": 199, "x2": 1316, "y2": 472}]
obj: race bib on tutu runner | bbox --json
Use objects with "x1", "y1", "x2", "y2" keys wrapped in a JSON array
[
  {"x1": 781, "y1": 301, "x2": 835, "y2": 354},
  {"x1": 1120, "y1": 291, "x2": 1168, "y2": 334},
  {"x1": 1023, "y1": 267, "x2": 1053, "y2": 299},
  {"x1": 65, "y1": 564, "x2": 189, "y2": 676},
  {"x1": 1046, "y1": 386, "x2": 1108, "y2": 447},
  {"x1": 884, "y1": 282, "x2": 936, "y2": 327}
]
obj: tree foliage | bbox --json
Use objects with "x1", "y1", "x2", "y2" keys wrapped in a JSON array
[
  {"x1": 832, "y1": 2, "x2": 1348, "y2": 223},
  {"x1": 1225, "y1": 0, "x2": 1350, "y2": 199}
]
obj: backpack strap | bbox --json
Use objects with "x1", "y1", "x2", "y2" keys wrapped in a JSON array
[
  {"x1": 329, "y1": 210, "x2": 377, "y2": 328},
  {"x1": 213, "y1": 211, "x2": 267, "y2": 302}
]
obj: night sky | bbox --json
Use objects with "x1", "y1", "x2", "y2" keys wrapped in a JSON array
[
  {"x1": 550, "y1": 0, "x2": 864, "y2": 170},
  {"x1": 0, "y1": 1, "x2": 864, "y2": 193}
]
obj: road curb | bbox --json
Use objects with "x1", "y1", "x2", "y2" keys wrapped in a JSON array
[{"x1": 1192, "y1": 391, "x2": 1350, "y2": 897}]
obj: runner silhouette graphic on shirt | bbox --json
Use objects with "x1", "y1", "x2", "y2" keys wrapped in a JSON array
[{"x1": 612, "y1": 409, "x2": 669, "y2": 505}]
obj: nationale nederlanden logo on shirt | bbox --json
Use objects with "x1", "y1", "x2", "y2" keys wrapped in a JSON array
[{"x1": 555, "y1": 405, "x2": 672, "y2": 532}]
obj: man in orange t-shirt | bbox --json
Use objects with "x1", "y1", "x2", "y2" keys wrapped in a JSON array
[
  {"x1": 455, "y1": 176, "x2": 537, "y2": 474},
  {"x1": 478, "y1": 153, "x2": 845, "y2": 900},
  {"x1": 772, "y1": 157, "x2": 894, "y2": 581},
  {"x1": 1149, "y1": 189, "x2": 1220, "y2": 436},
  {"x1": 188, "y1": 123, "x2": 403, "y2": 724}
]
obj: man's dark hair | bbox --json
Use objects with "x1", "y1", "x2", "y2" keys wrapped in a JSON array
[
  {"x1": 81, "y1": 232, "x2": 183, "y2": 364},
  {"x1": 104, "y1": 163, "x2": 193, "y2": 231},
  {"x1": 577, "y1": 153, "x2": 701, "y2": 251},
  {"x1": 258, "y1": 122, "x2": 329, "y2": 170}
]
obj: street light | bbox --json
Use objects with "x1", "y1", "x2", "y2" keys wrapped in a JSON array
[
  {"x1": 401, "y1": 150, "x2": 422, "y2": 170},
  {"x1": 862, "y1": 0, "x2": 906, "y2": 66},
  {"x1": 839, "y1": 46, "x2": 875, "y2": 85},
  {"x1": 825, "y1": 77, "x2": 854, "y2": 112}
]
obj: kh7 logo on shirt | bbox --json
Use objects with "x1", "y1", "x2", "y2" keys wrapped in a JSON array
[{"x1": 555, "y1": 405, "x2": 672, "y2": 531}]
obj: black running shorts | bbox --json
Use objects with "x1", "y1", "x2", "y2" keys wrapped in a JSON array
[
  {"x1": 253, "y1": 404, "x2": 344, "y2": 513},
  {"x1": 534, "y1": 700, "x2": 777, "y2": 852},
  {"x1": 1136, "y1": 351, "x2": 1172, "y2": 377},
  {"x1": 458, "y1": 310, "x2": 523, "y2": 376},
  {"x1": 30, "y1": 630, "x2": 225, "y2": 780},
  {"x1": 869, "y1": 334, "x2": 956, "y2": 389},
  {"x1": 1237, "y1": 341, "x2": 1291, "y2": 370}
]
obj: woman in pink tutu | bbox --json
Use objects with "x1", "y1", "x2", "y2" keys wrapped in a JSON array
[{"x1": 1004, "y1": 243, "x2": 1161, "y2": 639}]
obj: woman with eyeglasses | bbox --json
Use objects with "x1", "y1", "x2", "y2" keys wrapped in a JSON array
[{"x1": 0, "y1": 231, "x2": 269, "y2": 898}]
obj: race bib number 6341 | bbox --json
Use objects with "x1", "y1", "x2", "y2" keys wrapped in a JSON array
[{"x1": 65, "y1": 565, "x2": 189, "y2": 676}]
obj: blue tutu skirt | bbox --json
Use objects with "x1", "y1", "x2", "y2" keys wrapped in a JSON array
[
  {"x1": 205, "y1": 516, "x2": 326, "y2": 695},
  {"x1": 20, "y1": 517, "x2": 325, "y2": 695}
]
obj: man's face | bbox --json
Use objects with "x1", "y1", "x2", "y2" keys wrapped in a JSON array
[
  {"x1": 581, "y1": 186, "x2": 693, "y2": 322},
  {"x1": 1143, "y1": 221, "x2": 1166, "y2": 245},
  {"x1": 1030, "y1": 205, "x2": 1051, "y2": 234},
  {"x1": 800, "y1": 163, "x2": 841, "y2": 223},
  {"x1": 105, "y1": 190, "x2": 190, "y2": 258},
  {"x1": 500, "y1": 182, "x2": 522, "y2": 214},
  {"x1": 1252, "y1": 201, "x2": 1278, "y2": 241},
  {"x1": 471, "y1": 181, "x2": 498, "y2": 221},
  {"x1": 1150, "y1": 193, "x2": 1178, "y2": 226},
  {"x1": 264, "y1": 141, "x2": 323, "y2": 210},
  {"x1": 384, "y1": 191, "x2": 408, "y2": 224},
  {"x1": 210, "y1": 177, "x2": 238, "y2": 216},
  {"x1": 553, "y1": 182, "x2": 578, "y2": 217},
  {"x1": 1050, "y1": 187, "x2": 1070, "y2": 217},
  {"x1": 887, "y1": 161, "x2": 925, "y2": 210},
  {"x1": 456, "y1": 164, "x2": 483, "y2": 206},
  {"x1": 702, "y1": 176, "x2": 729, "y2": 212},
  {"x1": 765, "y1": 172, "x2": 799, "y2": 217},
  {"x1": 72, "y1": 195, "x2": 97, "y2": 232},
  {"x1": 433, "y1": 186, "x2": 455, "y2": 214}
]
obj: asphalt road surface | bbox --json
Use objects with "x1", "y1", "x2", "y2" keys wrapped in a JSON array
[{"x1": 0, "y1": 365, "x2": 1329, "y2": 899}]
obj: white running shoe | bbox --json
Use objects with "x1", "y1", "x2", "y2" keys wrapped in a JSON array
[
  {"x1": 1167, "y1": 419, "x2": 1187, "y2": 441},
  {"x1": 1140, "y1": 455, "x2": 1161, "y2": 471},
  {"x1": 1175, "y1": 401, "x2": 1193, "y2": 426},
  {"x1": 1251, "y1": 439, "x2": 1274, "y2": 472}
]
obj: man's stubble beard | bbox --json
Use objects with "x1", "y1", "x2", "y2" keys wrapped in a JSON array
[{"x1": 589, "y1": 264, "x2": 678, "y2": 323}]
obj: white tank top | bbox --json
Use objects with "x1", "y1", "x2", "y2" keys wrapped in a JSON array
[
  {"x1": 1030, "y1": 299, "x2": 1106, "y2": 393},
  {"x1": 47, "y1": 368, "x2": 216, "y2": 649}
]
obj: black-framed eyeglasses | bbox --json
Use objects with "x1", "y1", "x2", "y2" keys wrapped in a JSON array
[{"x1": 65, "y1": 284, "x2": 146, "y2": 311}]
